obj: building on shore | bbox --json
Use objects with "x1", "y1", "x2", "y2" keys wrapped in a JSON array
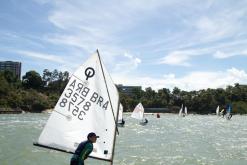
[
  {"x1": 116, "y1": 84, "x2": 142, "y2": 96},
  {"x1": 0, "y1": 61, "x2": 21, "y2": 79}
]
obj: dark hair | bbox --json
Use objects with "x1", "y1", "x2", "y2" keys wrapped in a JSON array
[{"x1": 87, "y1": 132, "x2": 99, "y2": 139}]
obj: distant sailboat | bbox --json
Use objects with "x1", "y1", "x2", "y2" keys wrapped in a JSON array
[
  {"x1": 179, "y1": 104, "x2": 187, "y2": 117},
  {"x1": 225, "y1": 104, "x2": 232, "y2": 120},
  {"x1": 117, "y1": 103, "x2": 125, "y2": 127},
  {"x1": 216, "y1": 105, "x2": 220, "y2": 116},
  {"x1": 179, "y1": 104, "x2": 183, "y2": 116},
  {"x1": 184, "y1": 106, "x2": 188, "y2": 115},
  {"x1": 131, "y1": 103, "x2": 148, "y2": 125},
  {"x1": 33, "y1": 50, "x2": 120, "y2": 164}
]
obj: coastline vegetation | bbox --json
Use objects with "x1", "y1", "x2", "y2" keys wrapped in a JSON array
[{"x1": 0, "y1": 69, "x2": 247, "y2": 114}]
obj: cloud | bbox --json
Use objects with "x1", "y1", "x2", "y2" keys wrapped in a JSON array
[
  {"x1": 193, "y1": 4, "x2": 245, "y2": 42},
  {"x1": 160, "y1": 51, "x2": 190, "y2": 66},
  {"x1": 112, "y1": 67, "x2": 247, "y2": 91},
  {"x1": 113, "y1": 52, "x2": 141, "y2": 73},
  {"x1": 227, "y1": 67, "x2": 247, "y2": 80},
  {"x1": 2, "y1": 0, "x2": 247, "y2": 92},
  {"x1": 124, "y1": 53, "x2": 141, "y2": 67},
  {"x1": 213, "y1": 51, "x2": 231, "y2": 59},
  {"x1": 159, "y1": 50, "x2": 196, "y2": 66},
  {"x1": 33, "y1": 0, "x2": 50, "y2": 5},
  {"x1": 39, "y1": 0, "x2": 247, "y2": 68},
  {"x1": 15, "y1": 50, "x2": 66, "y2": 64},
  {"x1": 213, "y1": 47, "x2": 247, "y2": 59}
]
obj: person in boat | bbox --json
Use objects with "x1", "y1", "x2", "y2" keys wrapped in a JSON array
[
  {"x1": 121, "y1": 119, "x2": 125, "y2": 125},
  {"x1": 220, "y1": 108, "x2": 225, "y2": 118},
  {"x1": 70, "y1": 132, "x2": 99, "y2": 165},
  {"x1": 227, "y1": 113, "x2": 232, "y2": 120},
  {"x1": 226, "y1": 104, "x2": 232, "y2": 120}
]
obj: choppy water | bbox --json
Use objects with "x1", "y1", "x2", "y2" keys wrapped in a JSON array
[{"x1": 0, "y1": 113, "x2": 247, "y2": 165}]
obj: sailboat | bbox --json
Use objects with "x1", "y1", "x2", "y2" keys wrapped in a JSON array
[
  {"x1": 225, "y1": 104, "x2": 232, "y2": 120},
  {"x1": 216, "y1": 105, "x2": 220, "y2": 116},
  {"x1": 178, "y1": 104, "x2": 183, "y2": 116},
  {"x1": 179, "y1": 104, "x2": 187, "y2": 117},
  {"x1": 33, "y1": 50, "x2": 120, "y2": 164},
  {"x1": 184, "y1": 106, "x2": 188, "y2": 115},
  {"x1": 131, "y1": 103, "x2": 148, "y2": 125},
  {"x1": 117, "y1": 103, "x2": 125, "y2": 127}
]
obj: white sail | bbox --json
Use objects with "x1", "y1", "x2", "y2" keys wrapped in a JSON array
[
  {"x1": 225, "y1": 104, "x2": 232, "y2": 120},
  {"x1": 216, "y1": 105, "x2": 220, "y2": 116},
  {"x1": 184, "y1": 106, "x2": 188, "y2": 115},
  {"x1": 118, "y1": 103, "x2": 123, "y2": 122},
  {"x1": 131, "y1": 103, "x2": 144, "y2": 120},
  {"x1": 179, "y1": 104, "x2": 183, "y2": 116},
  {"x1": 35, "y1": 51, "x2": 119, "y2": 162}
]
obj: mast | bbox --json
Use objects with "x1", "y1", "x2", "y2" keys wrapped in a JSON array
[
  {"x1": 96, "y1": 49, "x2": 119, "y2": 134},
  {"x1": 110, "y1": 100, "x2": 120, "y2": 165},
  {"x1": 96, "y1": 49, "x2": 120, "y2": 165}
]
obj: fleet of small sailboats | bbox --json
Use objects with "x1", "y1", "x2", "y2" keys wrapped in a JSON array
[
  {"x1": 33, "y1": 50, "x2": 234, "y2": 165},
  {"x1": 216, "y1": 105, "x2": 232, "y2": 120}
]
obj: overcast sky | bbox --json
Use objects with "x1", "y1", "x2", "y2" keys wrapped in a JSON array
[{"x1": 1, "y1": 0, "x2": 247, "y2": 91}]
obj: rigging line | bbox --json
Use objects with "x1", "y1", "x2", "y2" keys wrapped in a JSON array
[
  {"x1": 96, "y1": 49, "x2": 119, "y2": 135},
  {"x1": 53, "y1": 110, "x2": 71, "y2": 120}
]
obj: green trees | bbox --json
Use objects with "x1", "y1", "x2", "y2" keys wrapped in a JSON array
[
  {"x1": 232, "y1": 101, "x2": 247, "y2": 114},
  {"x1": 0, "y1": 72, "x2": 10, "y2": 108},
  {"x1": 1, "y1": 68, "x2": 247, "y2": 114},
  {"x1": 19, "y1": 89, "x2": 50, "y2": 112},
  {"x1": 42, "y1": 69, "x2": 69, "y2": 93},
  {"x1": 0, "y1": 69, "x2": 69, "y2": 112},
  {"x1": 22, "y1": 71, "x2": 43, "y2": 90},
  {"x1": 119, "y1": 85, "x2": 247, "y2": 114}
]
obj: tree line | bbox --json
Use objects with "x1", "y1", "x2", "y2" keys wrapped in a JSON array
[
  {"x1": 0, "y1": 69, "x2": 247, "y2": 114},
  {"x1": 0, "y1": 69, "x2": 69, "y2": 112}
]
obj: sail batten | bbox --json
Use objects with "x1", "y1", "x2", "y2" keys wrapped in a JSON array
[{"x1": 34, "y1": 51, "x2": 119, "y2": 162}]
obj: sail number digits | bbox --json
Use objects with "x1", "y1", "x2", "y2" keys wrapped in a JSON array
[{"x1": 58, "y1": 79, "x2": 109, "y2": 120}]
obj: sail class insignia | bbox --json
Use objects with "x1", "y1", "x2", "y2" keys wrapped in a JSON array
[{"x1": 84, "y1": 67, "x2": 95, "y2": 80}]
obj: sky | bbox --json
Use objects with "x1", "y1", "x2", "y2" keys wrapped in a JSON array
[{"x1": 1, "y1": 0, "x2": 247, "y2": 91}]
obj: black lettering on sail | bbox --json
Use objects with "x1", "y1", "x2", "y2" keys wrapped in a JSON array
[
  {"x1": 97, "y1": 96, "x2": 103, "y2": 106},
  {"x1": 90, "y1": 92, "x2": 98, "y2": 102},
  {"x1": 76, "y1": 83, "x2": 83, "y2": 93},
  {"x1": 81, "y1": 87, "x2": 90, "y2": 97},
  {"x1": 102, "y1": 101, "x2": 109, "y2": 110},
  {"x1": 69, "y1": 79, "x2": 76, "y2": 89}
]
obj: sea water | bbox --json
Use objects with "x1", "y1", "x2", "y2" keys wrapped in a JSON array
[{"x1": 0, "y1": 113, "x2": 247, "y2": 165}]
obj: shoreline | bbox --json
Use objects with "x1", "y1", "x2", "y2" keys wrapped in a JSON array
[
  {"x1": 0, "y1": 111, "x2": 243, "y2": 115},
  {"x1": 0, "y1": 110, "x2": 24, "y2": 114}
]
